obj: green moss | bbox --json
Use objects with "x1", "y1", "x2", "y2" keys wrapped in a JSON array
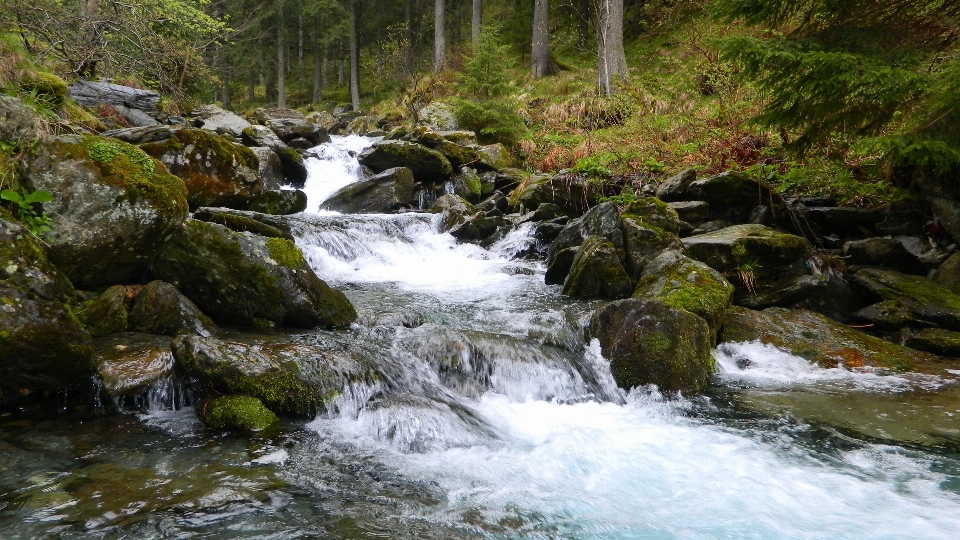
[
  {"x1": 266, "y1": 238, "x2": 306, "y2": 269},
  {"x1": 197, "y1": 395, "x2": 280, "y2": 432},
  {"x1": 643, "y1": 330, "x2": 672, "y2": 355}
]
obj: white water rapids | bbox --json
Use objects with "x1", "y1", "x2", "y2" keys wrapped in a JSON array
[{"x1": 283, "y1": 136, "x2": 960, "y2": 538}]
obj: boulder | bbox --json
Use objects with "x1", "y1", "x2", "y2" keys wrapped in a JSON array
[
  {"x1": 843, "y1": 238, "x2": 922, "y2": 273},
  {"x1": 133, "y1": 128, "x2": 263, "y2": 209},
  {"x1": 23, "y1": 135, "x2": 189, "y2": 288},
  {"x1": 128, "y1": 280, "x2": 217, "y2": 337},
  {"x1": 513, "y1": 172, "x2": 602, "y2": 217},
  {"x1": 1, "y1": 212, "x2": 94, "y2": 396},
  {"x1": 547, "y1": 201, "x2": 624, "y2": 266},
  {"x1": 78, "y1": 285, "x2": 138, "y2": 337},
  {"x1": 562, "y1": 236, "x2": 634, "y2": 299},
  {"x1": 851, "y1": 268, "x2": 960, "y2": 331},
  {"x1": 68, "y1": 80, "x2": 160, "y2": 114},
  {"x1": 681, "y1": 224, "x2": 810, "y2": 278},
  {"x1": 196, "y1": 395, "x2": 280, "y2": 432},
  {"x1": 306, "y1": 110, "x2": 338, "y2": 131},
  {"x1": 358, "y1": 140, "x2": 453, "y2": 182},
  {"x1": 429, "y1": 194, "x2": 476, "y2": 232},
  {"x1": 655, "y1": 168, "x2": 697, "y2": 202},
  {"x1": 904, "y1": 328, "x2": 960, "y2": 357},
  {"x1": 419, "y1": 102, "x2": 459, "y2": 131},
  {"x1": 849, "y1": 300, "x2": 931, "y2": 332},
  {"x1": 450, "y1": 214, "x2": 509, "y2": 244},
  {"x1": 686, "y1": 171, "x2": 778, "y2": 222},
  {"x1": 241, "y1": 125, "x2": 308, "y2": 185},
  {"x1": 619, "y1": 198, "x2": 684, "y2": 279},
  {"x1": 322, "y1": 167, "x2": 415, "y2": 214},
  {"x1": 668, "y1": 201, "x2": 710, "y2": 227},
  {"x1": 249, "y1": 147, "x2": 284, "y2": 190},
  {"x1": 447, "y1": 167, "x2": 483, "y2": 202},
  {"x1": 93, "y1": 332, "x2": 175, "y2": 397},
  {"x1": 192, "y1": 207, "x2": 294, "y2": 240},
  {"x1": 246, "y1": 189, "x2": 308, "y2": 215},
  {"x1": 719, "y1": 306, "x2": 932, "y2": 371},
  {"x1": 345, "y1": 115, "x2": 380, "y2": 136},
  {"x1": 475, "y1": 143, "x2": 512, "y2": 171},
  {"x1": 254, "y1": 107, "x2": 330, "y2": 145},
  {"x1": 876, "y1": 210, "x2": 926, "y2": 236},
  {"x1": 190, "y1": 104, "x2": 252, "y2": 137},
  {"x1": 736, "y1": 273, "x2": 867, "y2": 322},
  {"x1": 545, "y1": 246, "x2": 579, "y2": 285},
  {"x1": 936, "y1": 252, "x2": 960, "y2": 293},
  {"x1": 532, "y1": 203, "x2": 565, "y2": 222},
  {"x1": 152, "y1": 220, "x2": 356, "y2": 328},
  {"x1": 438, "y1": 130, "x2": 478, "y2": 145},
  {"x1": 0, "y1": 95, "x2": 40, "y2": 144},
  {"x1": 589, "y1": 298, "x2": 713, "y2": 393},
  {"x1": 804, "y1": 207, "x2": 884, "y2": 235},
  {"x1": 172, "y1": 335, "x2": 379, "y2": 415},
  {"x1": 632, "y1": 250, "x2": 734, "y2": 342}
]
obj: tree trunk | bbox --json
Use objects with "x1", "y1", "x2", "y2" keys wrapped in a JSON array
[
  {"x1": 277, "y1": 0, "x2": 286, "y2": 108},
  {"x1": 349, "y1": 0, "x2": 361, "y2": 111},
  {"x1": 313, "y1": 11, "x2": 322, "y2": 104},
  {"x1": 532, "y1": 0, "x2": 557, "y2": 78},
  {"x1": 404, "y1": 0, "x2": 414, "y2": 78},
  {"x1": 434, "y1": 0, "x2": 446, "y2": 72},
  {"x1": 248, "y1": 68, "x2": 256, "y2": 102},
  {"x1": 322, "y1": 40, "x2": 329, "y2": 90},
  {"x1": 597, "y1": 0, "x2": 627, "y2": 96},
  {"x1": 472, "y1": 0, "x2": 481, "y2": 46},
  {"x1": 578, "y1": 0, "x2": 590, "y2": 51},
  {"x1": 298, "y1": 7, "x2": 304, "y2": 68}
]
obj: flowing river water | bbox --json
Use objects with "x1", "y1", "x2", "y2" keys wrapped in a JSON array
[{"x1": 2, "y1": 136, "x2": 960, "y2": 538}]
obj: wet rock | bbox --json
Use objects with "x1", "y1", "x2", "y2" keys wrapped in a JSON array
[
  {"x1": 475, "y1": 143, "x2": 512, "y2": 171},
  {"x1": 532, "y1": 203, "x2": 565, "y2": 222},
  {"x1": 359, "y1": 140, "x2": 452, "y2": 182},
  {"x1": 23, "y1": 134, "x2": 189, "y2": 288},
  {"x1": 686, "y1": 171, "x2": 778, "y2": 222},
  {"x1": 306, "y1": 110, "x2": 338, "y2": 131},
  {"x1": 632, "y1": 250, "x2": 734, "y2": 343},
  {"x1": 544, "y1": 247, "x2": 578, "y2": 286},
  {"x1": 450, "y1": 214, "x2": 508, "y2": 243},
  {"x1": 619, "y1": 198, "x2": 684, "y2": 280},
  {"x1": 254, "y1": 108, "x2": 330, "y2": 145},
  {"x1": 682, "y1": 224, "x2": 810, "y2": 278},
  {"x1": 152, "y1": 220, "x2": 356, "y2": 328},
  {"x1": 172, "y1": 335, "x2": 378, "y2": 415},
  {"x1": 197, "y1": 395, "x2": 280, "y2": 432},
  {"x1": 93, "y1": 332, "x2": 175, "y2": 396},
  {"x1": 876, "y1": 210, "x2": 926, "y2": 236},
  {"x1": 563, "y1": 236, "x2": 634, "y2": 299},
  {"x1": 737, "y1": 273, "x2": 867, "y2": 322},
  {"x1": 128, "y1": 280, "x2": 217, "y2": 337},
  {"x1": 190, "y1": 104, "x2": 252, "y2": 138},
  {"x1": 192, "y1": 207, "x2": 293, "y2": 239},
  {"x1": 843, "y1": 238, "x2": 922, "y2": 273},
  {"x1": 419, "y1": 102, "x2": 459, "y2": 131},
  {"x1": 719, "y1": 306, "x2": 933, "y2": 371},
  {"x1": 249, "y1": 147, "x2": 284, "y2": 190},
  {"x1": 589, "y1": 298, "x2": 713, "y2": 393},
  {"x1": 804, "y1": 207, "x2": 884, "y2": 235},
  {"x1": 429, "y1": 194, "x2": 476, "y2": 232},
  {"x1": 245, "y1": 189, "x2": 308, "y2": 215},
  {"x1": 322, "y1": 167, "x2": 415, "y2": 214},
  {"x1": 904, "y1": 328, "x2": 960, "y2": 357},
  {"x1": 849, "y1": 300, "x2": 931, "y2": 332},
  {"x1": 547, "y1": 202, "x2": 624, "y2": 267},
  {"x1": 132, "y1": 128, "x2": 263, "y2": 210},
  {"x1": 655, "y1": 168, "x2": 697, "y2": 202},
  {"x1": 935, "y1": 252, "x2": 960, "y2": 293},
  {"x1": 78, "y1": 285, "x2": 139, "y2": 337},
  {"x1": 241, "y1": 125, "x2": 308, "y2": 185},
  {"x1": 1, "y1": 211, "x2": 95, "y2": 396},
  {"x1": 852, "y1": 268, "x2": 960, "y2": 331},
  {"x1": 448, "y1": 167, "x2": 483, "y2": 202},
  {"x1": 668, "y1": 200, "x2": 709, "y2": 226}
]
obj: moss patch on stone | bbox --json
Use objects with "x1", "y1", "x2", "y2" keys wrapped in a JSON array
[
  {"x1": 266, "y1": 237, "x2": 306, "y2": 269},
  {"x1": 197, "y1": 395, "x2": 280, "y2": 432}
]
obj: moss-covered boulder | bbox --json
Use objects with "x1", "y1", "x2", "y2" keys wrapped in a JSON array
[
  {"x1": 589, "y1": 298, "x2": 713, "y2": 393},
  {"x1": 128, "y1": 280, "x2": 218, "y2": 337},
  {"x1": 904, "y1": 328, "x2": 960, "y2": 357},
  {"x1": 619, "y1": 198, "x2": 684, "y2": 279},
  {"x1": 547, "y1": 201, "x2": 624, "y2": 267},
  {"x1": 563, "y1": 236, "x2": 634, "y2": 299},
  {"x1": 173, "y1": 335, "x2": 378, "y2": 415},
  {"x1": 192, "y1": 207, "x2": 294, "y2": 240},
  {"x1": 93, "y1": 332, "x2": 175, "y2": 397},
  {"x1": 449, "y1": 167, "x2": 483, "y2": 202},
  {"x1": 254, "y1": 107, "x2": 330, "y2": 145},
  {"x1": 322, "y1": 167, "x2": 415, "y2": 214},
  {"x1": 686, "y1": 171, "x2": 779, "y2": 222},
  {"x1": 1, "y1": 211, "x2": 94, "y2": 397},
  {"x1": 0, "y1": 95, "x2": 40, "y2": 144},
  {"x1": 851, "y1": 268, "x2": 960, "y2": 331},
  {"x1": 129, "y1": 128, "x2": 263, "y2": 210},
  {"x1": 681, "y1": 224, "x2": 810, "y2": 278},
  {"x1": 513, "y1": 173, "x2": 602, "y2": 217},
  {"x1": 23, "y1": 134, "x2": 189, "y2": 289},
  {"x1": 152, "y1": 220, "x2": 356, "y2": 328},
  {"x1": 475, "y1": 143, "x2": 512, "y2": 171},
  {"x1": 429, "y1": 194, "x2": 476, "y2": 232},
  {"x1": 245, "y1": 189, "x2": 308, "y2": 215},
  {"x1": 21, "y1": 72, "x2": 68, "y2": 105},
  {"x1": 633, "y1": 250, "x2": 734, "y2": 343},
  {"x1": 655, "y1": 168, "x2": 697, "y2": 202},
  {"x1": 197, "y1": 395, "x2": 280, "y2": 432},
  {"x1": 359, "y1": 140, "x2": 453, "y2": 182},
  {"x1": 241, "y1": 125, "x2": 308, "y2": 185},
  {"x1": 719, "y1": 306, "x2": 934, "y2": 371},
  {"x1": 78, "y1": 285, "x2": 140, "y2": 338}
]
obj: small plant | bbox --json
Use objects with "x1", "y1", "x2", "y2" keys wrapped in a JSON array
[
  {"x1": 734, "y1": 259, "x2": 761, "y2": 295},
  {"x1": 1, "y1": 188, "x2": 53, "y2": 238}
]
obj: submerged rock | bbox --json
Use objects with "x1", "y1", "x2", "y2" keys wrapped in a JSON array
[
  {"x1": 152, "y1": 220, "x2": 356, "y2": 328},
  {"x1": 589, "y1": 298, "x2": 713, "y2": 393},
  {"x1": 322, "y1": 167, "x2": 415, "y2": 214},
  {"x1": 359, "y1": 140, "x2": 453, "y2": 182},
  {"x1": 1, "y1": 211, "x2": 94, "y2": 397},
  {"x1": 23, "y1": 134, "x2": 189, "y2": 288},
  {"x1": 563, "y1": 236, "x2": 634, "y2": 299},
  {"x1": 93, "y1": 332, "x2": 175, "y2": 397},
  {"x1": 197, "y1": 395, "x2": 280, "y2": 432}
]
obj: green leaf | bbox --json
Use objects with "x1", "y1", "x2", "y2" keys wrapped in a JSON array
[
  {"x1": 23, "y1": 190, "x2": 53, "y2": 204},
  {"x1": 1, "y1": 189, "x2": 23, "y2": 203}
]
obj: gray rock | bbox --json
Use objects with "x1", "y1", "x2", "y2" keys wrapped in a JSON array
[
  {"x1": 242, "y1": 125, "x2": 308, "y2": 184},
  {"x1": 805, "y1": 207, "x2": 884, "y2": 233},
  {"x1": 545, "y1": 246, "x2": 579, "y2": 285},
  {"x1": 563, "y1": 236, "x2": 634, "y2": 299},
  {"x1": 475, "y1": 143, "x2": 512, "y2": 171},
  {"x1": 359, "y1": 140, "x2": 453, "y2": 182},
  {"x1": 0, "y1": 95, "x2": 39, "y2": 143},
  {"x1": 128, "y1": 280, "x2": 218, "y2": 337},
  {"x1": 68, "y1": 80, "x2": 160, "y2": 113},
  {"x1": 619, "y1": 198, "x2": 684, "y2": 279},
  {"x1": 322, "y1": 167, "x2": 415, "y2": 214},
  {"x1": 682, "y1": 224, "x2": 810, "y2": 278},
  {"x1": 114, "y1": 105, "x2": 158, "y2": 127},
  {"x1": 246, "y1": 189, "x2": 308, "y2": 215},
  {"x1": 668, "y1": 200, "x2": 710, "y2": 226},
  {"x1": 306, "y1": 110, "x2": 338, "y2": 131},
  {"x1": 152, "y1": 219, "x2": 357, "y2": 328},
  {"x1": 93, "y1": 332, "x2": 175, "y2": 397},
  {"x1": 191, "y1": 104, "x2": 252, "y2": 137},
  {"x1": 429, "y1": 194, "x2": 476, "y2": 232},
  {"x1": 547, "y1": 202, "x2": 624, "y2": 267},
  {"x1": 254, "y1": 107, "x2": 330, "y2": 145},
  {"x1": 419, "y1": 101, "x2": 459, "y2": 131},
  {"x1": 655, "y1": 168, "x2": 697, "y2": 202},
  {"x1": 843, "y1": 237, "x2": 922, "y2": 273},
  {"x1": 249, "y1": 147, "x2": 284, "y2": 190},
  {"x1": 686, "y1": 171, "x2": 778, "y2": 222}
]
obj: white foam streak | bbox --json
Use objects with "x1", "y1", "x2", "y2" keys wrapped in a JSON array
[{"x1": 301, "y1": 135, "x2": 378, "y2": 211}]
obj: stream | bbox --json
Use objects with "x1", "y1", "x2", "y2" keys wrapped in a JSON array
[{"x1": 2, "y1": 136, "x2": 960, "y2": 538}]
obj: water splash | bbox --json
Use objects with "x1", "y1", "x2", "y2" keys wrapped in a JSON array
[{"x1": 301, "y1": 135, "x2": 378, "y2": 211}]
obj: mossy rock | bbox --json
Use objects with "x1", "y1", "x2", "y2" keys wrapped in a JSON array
[
  {"x1": 152, "y1": 219, "x2": 356, "y2": 328},
  {"x1": 904, "y1": 328, "x2": 960, "y2": 357},
  {"x1": 173, "y1": 335, "x2": 380, "y2": 416},
  {"x1": 687, "y1": 171, "x2": 780, "y2": 222},
  {"x1": 192, "y1": 208, "x2": 293, "y2": 240},
  {"x1": 589, "y1": 298, "x2": 714, "y2": 393},
  {"x1": 197, "y1": 395, "x2": 280, "y2": 432},
  {"x1": 93, "y1": 332, "x2": 175, "y2": 397},
  {"x1": 563, "y1": 236, "x2": 634, "y2": 299},
  {"x1": 0, "y1": 95, "x2": 40, "y2": 143},
  {"x1": 245, "y1": 190, "x2": 308, "y2": 215},
  {"x1": 1, "y1": 211, "x2": 95, "y2": 394},
  {"x1": 475, "y1": 143, "x2": 512, "y2": 171},
  {"x1": 619, "y1": 198, "x2": 684, "y2": 280},
  {"x1": 322, "y1": 167, "x2": 415, "y2": 214},
  {"x1": 23, "y1": 134, "x2": 189, "y2": 289},
  {"x1": 719, "y1": 306, "x2": 937, "y2": 372},
  {"x1": 514, "y1": 173, "x2": 603, "y2": 217},
  {"x1": 359, "y1": 140, "x2": 453, "y2": 182},
  {"x1": 137, "y1": 128, "x2": 263, "y2": 210},
  {"x1": 128, "y1": 280, "x2": 218, "y2": 337},
  {"x1": 78, "y1": 285, "x2": 138, "y2": 338},
  {"x1": 681, "y1": 224, "x2": 810, "y2": 278},
  {"x1": 21, "y1": 72, "x2": 68, "y2": 105},
  {"x1": 852, "y1": 268, "x2": 960, "y2": 331},
  {"x1": 429, "y1": 194, "x2": 475, "y2": 232},
  {"x1": 547, "y1": 201, "x2": 624, "y2": 268},
  {"x1": 633, "y1": 250, "x2": 734, "y2": 344}
]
